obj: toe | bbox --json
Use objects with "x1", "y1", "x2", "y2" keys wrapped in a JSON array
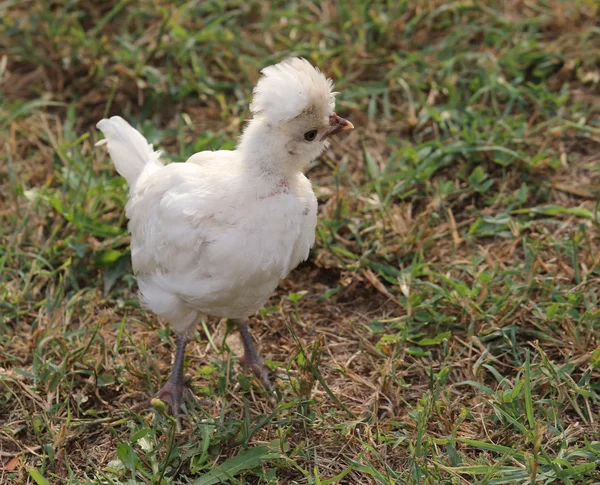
[
  {"x1": 256, "y1": 365, "x2": 273, "y2": 391},
  {"x1": 242, "y1": 360, "x2": 274, "y2": 391},
  {"x1": 156, "y1": 382, "x2": 185, "y2": 416}
]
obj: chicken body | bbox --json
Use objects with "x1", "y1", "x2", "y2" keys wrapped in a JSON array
[
  {"x1": 96, "y1": 57, "x2": 353, "y2": 420},
  {"x1": 127, "y1": 150, "x2": 317, "y2": 332}
]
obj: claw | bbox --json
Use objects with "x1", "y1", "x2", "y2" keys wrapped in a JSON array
[{"x1": 239, "y1": 352, "x2": 273, "y2": 391}]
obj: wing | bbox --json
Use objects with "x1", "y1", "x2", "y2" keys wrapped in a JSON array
[
  {"x1": 126, "y1": 160, "x2": 235, "y2": 278},
  {"x1": 124, "y1": 155, "x2": 315, "y2": 318},
  {"x1": 185, "y1": 149, "x2": 235, "y2": 167}
]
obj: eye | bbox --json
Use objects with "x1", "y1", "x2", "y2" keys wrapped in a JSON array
[{"x1": 304, "y1": 129, "x2": 318, "y2": 142}]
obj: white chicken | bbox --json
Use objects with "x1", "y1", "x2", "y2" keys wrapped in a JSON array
[{"x1": 96, "y1": 57, "x2": 353, "y2": 418}]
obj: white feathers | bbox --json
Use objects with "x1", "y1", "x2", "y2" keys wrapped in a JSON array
[
  {"x1": 250, "y1": 57, "x2": 336, "y2": 123},
  {"x1": 95, "y1": 57, "x2": 344, "y2": 336},
  {"x1": 96, "y1": 116, "x2": 162, "y2": 186},
  {"x1": 119, "y1": 155, "x2": 317, "y2": 334}
]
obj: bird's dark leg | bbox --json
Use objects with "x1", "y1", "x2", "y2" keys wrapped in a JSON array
[
  {"x1": 132, "y1": 334, "x2": 195, "y2": 423},
  {"x1": 234, "y1": 319, "x2": 273, "y2": 390},
  {"x1": 154, "y1": 334, "x2": 188, "y2": 414}
]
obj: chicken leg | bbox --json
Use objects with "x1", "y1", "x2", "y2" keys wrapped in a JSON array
[
  {"x1": 132, "y1": 334, "x2": 194, "y2": 418},
  {"x1": 235, "y1": 319, "x2": 273, "y2": 390}
]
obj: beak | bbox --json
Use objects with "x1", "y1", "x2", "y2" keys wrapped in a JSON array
[{"x1": 320, "y1": 113, "x2": 354, "y2": 141}]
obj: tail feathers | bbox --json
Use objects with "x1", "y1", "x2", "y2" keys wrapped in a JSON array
[{"x1": 96, "y1": 116, "x2": 161, "y2": 186}]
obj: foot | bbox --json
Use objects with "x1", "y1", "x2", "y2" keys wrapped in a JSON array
[
  {"x1": 131, "y1": 381, "x2": 201, "y2": 431},
  {"x1": 130, "y1": 381, "x2": 195, "y2": 416},
  {"x1": 235, "y1": 319, "x2": 274, "y2": 391},
  {"x1": 131, "y1": 334, "x2": 194, "y2": 416},
  {"x1": 239, "y1": 352, "x2": 273, "y2": 391},
  {"x1": 154, "y1": 380, "x2": 187, "y2": 415}
]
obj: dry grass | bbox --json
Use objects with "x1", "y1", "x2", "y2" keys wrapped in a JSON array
[{"x1": 1, "y1": 1, "x2": 599, "y2": 484}]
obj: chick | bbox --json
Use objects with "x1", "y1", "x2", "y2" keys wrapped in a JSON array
[{"x1": 96, "y1": 58, "x2": 353, "y2": 417}]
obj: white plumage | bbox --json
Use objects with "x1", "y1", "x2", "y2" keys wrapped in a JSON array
[
  {"x1": 96, "y1": 57, "x2": 353, "y2": 416},
  {"x1": 250, "y1": 57, "x2": 336, "y2": 123},
  {"x1": 123, "y1": 149, "x2": 317, "y2": 333},
  {"x1": 95, "y1": 116, "x2": 161, "y2": 186}
]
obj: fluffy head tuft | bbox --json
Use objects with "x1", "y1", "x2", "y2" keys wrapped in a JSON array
[{"x1": 250, "y1": 58, "x2": 336, "y2": 123}]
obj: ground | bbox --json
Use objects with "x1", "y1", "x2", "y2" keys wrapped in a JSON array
[{"x1": 1, "y1": 1, "x2": 599, "y2": 484}]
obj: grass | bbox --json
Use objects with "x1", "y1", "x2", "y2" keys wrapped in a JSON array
[{"x1": 1, "y1": 0, "x2": 600, "y2": 483}]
